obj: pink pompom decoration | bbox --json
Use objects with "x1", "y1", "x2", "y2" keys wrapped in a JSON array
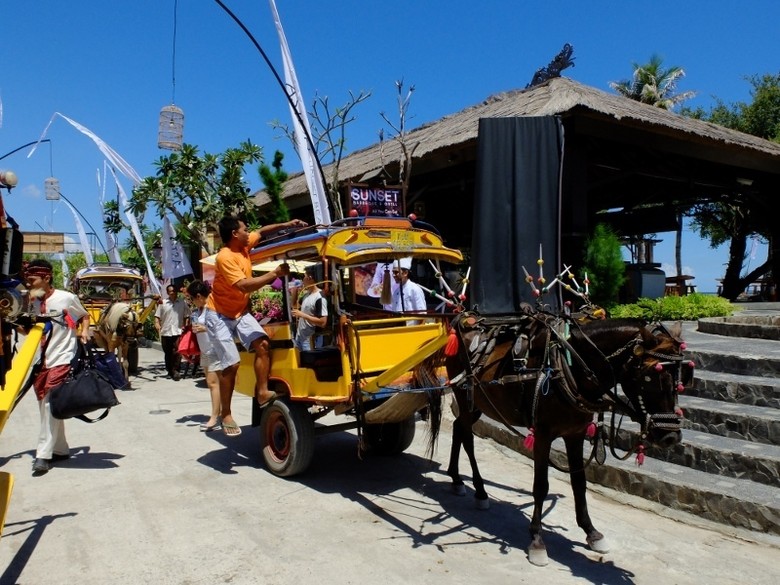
[
  {"x1": 532, "y1": 289, "x2": 540, "y2": 297},
  {"x1": 564, "y1": 300, "x2": 571, "y2": 307},
  {"x1": 523, "y1": 428, "x2": 535, "y2": 451},
  {"x1": 680, "y1": 342, "x2": 687, "y2": 350},
  {"x1": 635, "y1": 445, "x2": 645, "y2": 466},
  {"x1": 585, "y1": 422, "x2": 596, "y2": 438},
  {"x1": 675, "y1": 407, "x2": 684, "y2": 417},
  {"x1": 447, "y1": 290, "x2": 455, "y2": 297},
  {"x1": 677, "y1": 383, "x2": 685, "y2": 393},
  {"x1": 459, "y1": 293, "x2": 466, "y2": 301},
  {"x1": 654, "y1": 363, "x2": 664, "y2": 372},
  {"x1": 687, "y1": 361, "x2": 695, "y2": 369}
]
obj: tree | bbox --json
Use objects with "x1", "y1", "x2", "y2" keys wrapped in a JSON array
[
  {"x1": 272, "y1": 89, "x2": 371, "y2": 220},
  {"x1": 129, "y1": 141, "x2": 263, "y2": 256},
  {"x1": 683, "y1": 73, "x2": 780, "y2": 300},
  {"x1": 582, "y1": 223, "x2": 626, "y2": 308},
  {"x1": 258, "y1": 150, "x2": 291, "y2": 224},
  {"x1": 610, "y1": 55, "x2": 696, "y2": 285},
  {"x1": 379, "y1": 79, "x2": 419, "y2": 208},
  {"x1": 609, "y1": 54, "x2": 696, "y2": 109}
]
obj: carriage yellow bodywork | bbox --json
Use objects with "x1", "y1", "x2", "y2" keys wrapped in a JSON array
[{"x1": 209, "y1": 217, "x2": 464, "y2": 477}]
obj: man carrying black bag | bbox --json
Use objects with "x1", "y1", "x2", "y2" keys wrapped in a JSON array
[{"x1": 24, "y1": 259, "x2": 90, "y2": 476}]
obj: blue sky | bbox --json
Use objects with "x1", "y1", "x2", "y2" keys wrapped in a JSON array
[{"x1": 2, "y1": 0, "x2": 778, "y2": 293}]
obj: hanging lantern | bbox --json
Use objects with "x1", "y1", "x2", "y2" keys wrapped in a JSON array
[
  {"x1": 44, "y1": 177, "x2": 61, "y2": 200},
  {"x1": 158, "y1": 104, "x2": 184, "y2": 150}
]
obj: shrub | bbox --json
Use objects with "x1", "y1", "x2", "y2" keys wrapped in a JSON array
[
  {"x1": 251, "y1": 289, "x2": 284, "y2": 321},
  {"x1": 609, "y1": 293, "x2": 734, "y2": 321}
]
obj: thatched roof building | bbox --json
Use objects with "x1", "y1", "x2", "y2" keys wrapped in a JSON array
[{"x1": 256, "y1": 77, "x2": 780, "y2": 278}]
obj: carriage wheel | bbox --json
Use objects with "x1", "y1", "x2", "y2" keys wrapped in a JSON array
[
  {"x1": 127, "y1": 344, "x2": 139, "y2": 375},
  {"x1": 363, "y1": 415, "x2": 416, "y2": 455},
  {"x1": 260, "y1": 400, "x2": 315, "y2": 477}
]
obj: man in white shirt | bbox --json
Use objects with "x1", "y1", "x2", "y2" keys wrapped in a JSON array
[
  {"x1": 155, "y1": 284, "x2": 190, "y2": 380},
  {"x1": 391, "y1": 258, "x2": 427, "y2": 323}
]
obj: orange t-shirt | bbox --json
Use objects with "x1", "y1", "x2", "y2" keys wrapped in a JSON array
[{"x1": 206, "y1": 232, "x2": 261, "y2": 319}]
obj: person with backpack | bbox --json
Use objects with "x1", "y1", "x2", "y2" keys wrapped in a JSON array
[{"x1": 292, "y1": 266, "x2": 328, "y2": 351}]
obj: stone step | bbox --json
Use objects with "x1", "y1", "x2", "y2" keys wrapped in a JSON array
[
  {"x1": 472, "y1": 417, "x2": 780, "y2": 536},
  {"x1": 690, "y1": 369, "x2": 780, "y2": 409},
  {"x1": 613, "y1": 422, "x2": 780, "y2": 488},
  {"x1": 686, "y1": 349, "x2": 780, "y2": 378},
  {"x1": 679, "y1": 395, "x2": 780, "y2": 446}
]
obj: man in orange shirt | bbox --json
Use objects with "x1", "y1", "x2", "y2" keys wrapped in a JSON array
[{"x1": 205, "y1": 215, "x2": 307, "y2": 437}]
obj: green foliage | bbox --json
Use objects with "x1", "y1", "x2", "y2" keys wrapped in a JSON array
[
  {"x1": 610, "y1": 293, "x2": 734, "y2": 321},
  {"x1": 258, "y1": 150, "x2": 290, "y2": 224},
  {"x1": 609, "y1": 54, "x2": 695, "y2": 110},
  {"x1": 130, "y1": 141, "x2": 264, "y2": 255},
  {"x1": 582, "y1": 224, "x2": 626, "y2": 308},
  {"x1": 142, "y1": 312, "x2": 158, "y2": 342}
]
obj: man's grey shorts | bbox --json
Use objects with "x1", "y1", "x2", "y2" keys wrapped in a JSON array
[{"x1": 204, "y1": 309, "x2": 268, "y2": 370}]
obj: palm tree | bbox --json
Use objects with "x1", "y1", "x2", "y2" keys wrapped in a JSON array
[
  {"x1": 611, "y1": 55, "x2": 696, "y2": 287},
  {"x1": 609, "y1": 54, "x2": 696, "y2": 110}
]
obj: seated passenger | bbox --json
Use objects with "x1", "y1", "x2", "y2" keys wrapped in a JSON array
[{"x1": 292, "y1": 267, "x2": 328, "y2": 351}]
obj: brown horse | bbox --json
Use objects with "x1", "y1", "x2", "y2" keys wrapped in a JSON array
[
  {"x1": 432, "y1": 307, "x2": 691, "y2": 566},
  {"x1": 93, "y1": 301, "x2": 140, "y2": 382}
]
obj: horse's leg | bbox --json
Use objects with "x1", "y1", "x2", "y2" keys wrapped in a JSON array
[
  {"x1": 528, "y1": 432, "x2": 552, "y2": 566},
  {"x1": 564, "y1": 436, "x2": 608, "y2": 553},
  {"x1": 446, "y1": 391, "x2": 488, "y2": 508}
]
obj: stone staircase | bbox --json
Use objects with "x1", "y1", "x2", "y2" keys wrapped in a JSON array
[{"x1": 472, "y1": 313, "x2": 780, "y2": 536}]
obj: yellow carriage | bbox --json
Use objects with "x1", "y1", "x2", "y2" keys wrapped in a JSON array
[{"x1": 219, "y1": 216, "x2": 464, "y2": 476}]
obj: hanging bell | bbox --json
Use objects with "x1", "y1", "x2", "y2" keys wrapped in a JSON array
[{"x1": 157, "y1": 104, "x2": 184, "y2": 150}]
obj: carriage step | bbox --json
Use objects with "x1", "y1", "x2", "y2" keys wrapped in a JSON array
[
  {"x1": 613, "y1": 422, "x2": 780, "y2": 488},
  {"x1": 471, "y1": 417, "x2": 780, "y2": 537},
  {"x1": 689, "y1": 369, "x2": 780, "y2": 409}
]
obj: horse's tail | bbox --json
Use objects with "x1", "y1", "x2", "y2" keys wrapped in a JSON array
[{"x1": 413, "y1": 349, "x2": 445, "y2": 460}]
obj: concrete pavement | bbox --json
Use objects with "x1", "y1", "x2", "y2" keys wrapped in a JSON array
[{"x1": 1, "y1": 344, "x2": 779, "y2": 584}]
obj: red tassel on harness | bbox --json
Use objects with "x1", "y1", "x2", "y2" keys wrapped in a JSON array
[
  {"x1": 635, "y1": 444, "x2": 645, "y2": 466},
  {"x1": 523, "y1": 427, "x2": 535, "y2": 451},
  {"x1": 585, "y1": 422, "x2": 597, "y2": 438},
  {"x1": 444, "y1": 327, "x2": 459, "y2": 356}
]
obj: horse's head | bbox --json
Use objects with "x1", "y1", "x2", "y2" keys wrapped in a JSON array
[{"x1": 615, "y1": 320, "x2": 692, "y2": 448}]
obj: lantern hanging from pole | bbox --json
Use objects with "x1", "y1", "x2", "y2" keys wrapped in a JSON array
[
  {"x1": 44, "y1": 177, "x2": 61, "y2": 200},
  {"x1": 158, "y1": 104, "x2": 184, "y2": 151}
]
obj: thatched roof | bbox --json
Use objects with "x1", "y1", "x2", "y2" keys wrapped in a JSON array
[{"x1": 257, "y1": 76, "x2": 780, "y2": 208}]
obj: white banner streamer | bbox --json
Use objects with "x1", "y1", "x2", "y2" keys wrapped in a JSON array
[
  {"x1": 107, "y1": 166, "x2": 161, "y2": 295},
  {"x1": 162, "y1": 215, "x2": 193, "y2": 280},
  {"x1": 27, "y1": 112, "x2": 159, "y2": 293},
  {"x1": 62, "y1": 199, "x2": 94, "y2": 266},
  {"x1": 269, "y1": 0, "x2": 331, "y2": 225}
]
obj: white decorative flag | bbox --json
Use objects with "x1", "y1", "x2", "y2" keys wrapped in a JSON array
[
  {"x1": 98, "y1": 166, "x2": 122, "y2": 264},
  {"x1": 62, "y1": 198, "x2": 94, "y2": 266},
  {"x1": 28, "y1": 112, "x2": 161, "y2": 295},
  {"x1": 162, "y1": 215, "x2": 193, "y2": 280},
  {"x1": 269, "y1": 0, "x2": 331, "y2": 225}
]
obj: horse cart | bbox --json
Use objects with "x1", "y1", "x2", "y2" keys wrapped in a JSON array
[
  {"x1": 218, "y1": 216, "x2": 464, "y2": 477},
  {"x1": 72, "y1": 263, "x2": 157, "y2": 375}
]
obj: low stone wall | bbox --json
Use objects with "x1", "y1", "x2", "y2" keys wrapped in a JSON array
[{"x1": 698, "y1": 315, "x2": 780, "y2": 340}]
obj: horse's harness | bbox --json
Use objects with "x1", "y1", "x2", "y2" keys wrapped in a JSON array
[{"x1": 449, "y1": 311, "x2": 686, "y2": 441}]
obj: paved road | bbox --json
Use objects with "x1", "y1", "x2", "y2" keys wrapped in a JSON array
[{"x1": 1, "y1": 346, "x2": 779, "y2": 584}]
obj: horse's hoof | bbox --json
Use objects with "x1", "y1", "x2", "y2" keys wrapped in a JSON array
[
  {"x1": 452, "y1": 484, "x2": 467, "y2": 497},
  {"x1": 587, "y1": 533, "x2": 609, "y2": 553},
  {"x1": 527, "y1": 545, "x2": 549, "y2": 566},
  {"x1": 475, "y1": 496, "x2": 490, "y2": 510}
]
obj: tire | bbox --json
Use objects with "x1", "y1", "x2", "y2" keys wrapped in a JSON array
[
  {"x1": 363, "y1": 415, "x2": 416, "y2": 455},
  {"x1": 127, "y1": 344, "x2": 139, "y2": 375},
  {"x1": 260, "y1": 400, "x2": 315, "y2": 477}
]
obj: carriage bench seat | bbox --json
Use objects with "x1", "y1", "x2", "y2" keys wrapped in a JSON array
[{"x1": 299, "y1": 346, "x2": 342, "y2": 382}]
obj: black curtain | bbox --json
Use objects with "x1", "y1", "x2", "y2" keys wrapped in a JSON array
[{"x1": 471, "y1": 117, "x2": 564, "y2": 313}]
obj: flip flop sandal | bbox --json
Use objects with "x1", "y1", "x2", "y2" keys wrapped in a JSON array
[{"x1": 222, "y1": 421, "x2": 242, "y2": 437}]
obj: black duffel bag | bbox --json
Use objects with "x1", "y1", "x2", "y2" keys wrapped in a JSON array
[{"x1": 49, "y1": 343, "x2": 121, "y2": 423}]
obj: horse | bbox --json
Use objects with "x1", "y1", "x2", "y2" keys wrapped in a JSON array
[
  {"x1": 93, "y1": 301, "x2": 140, "y2": 383},
  {"x1": 431, "y1": 305, "x2": 692, "y2": 566}
]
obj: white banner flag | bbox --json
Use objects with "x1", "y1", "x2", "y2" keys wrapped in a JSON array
[
  {"x1": 28, "y1": 112, "x2": 161, "y2": 295},
  {"x1": 62, "y1": 198, "x2": 94, "y2": 266},
  {"x1": 162, "y1": 215, "x2": 193, "y2": 280},
  {"x1": 269, "y1": 0, "x2": 331, "y2": 225}
]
